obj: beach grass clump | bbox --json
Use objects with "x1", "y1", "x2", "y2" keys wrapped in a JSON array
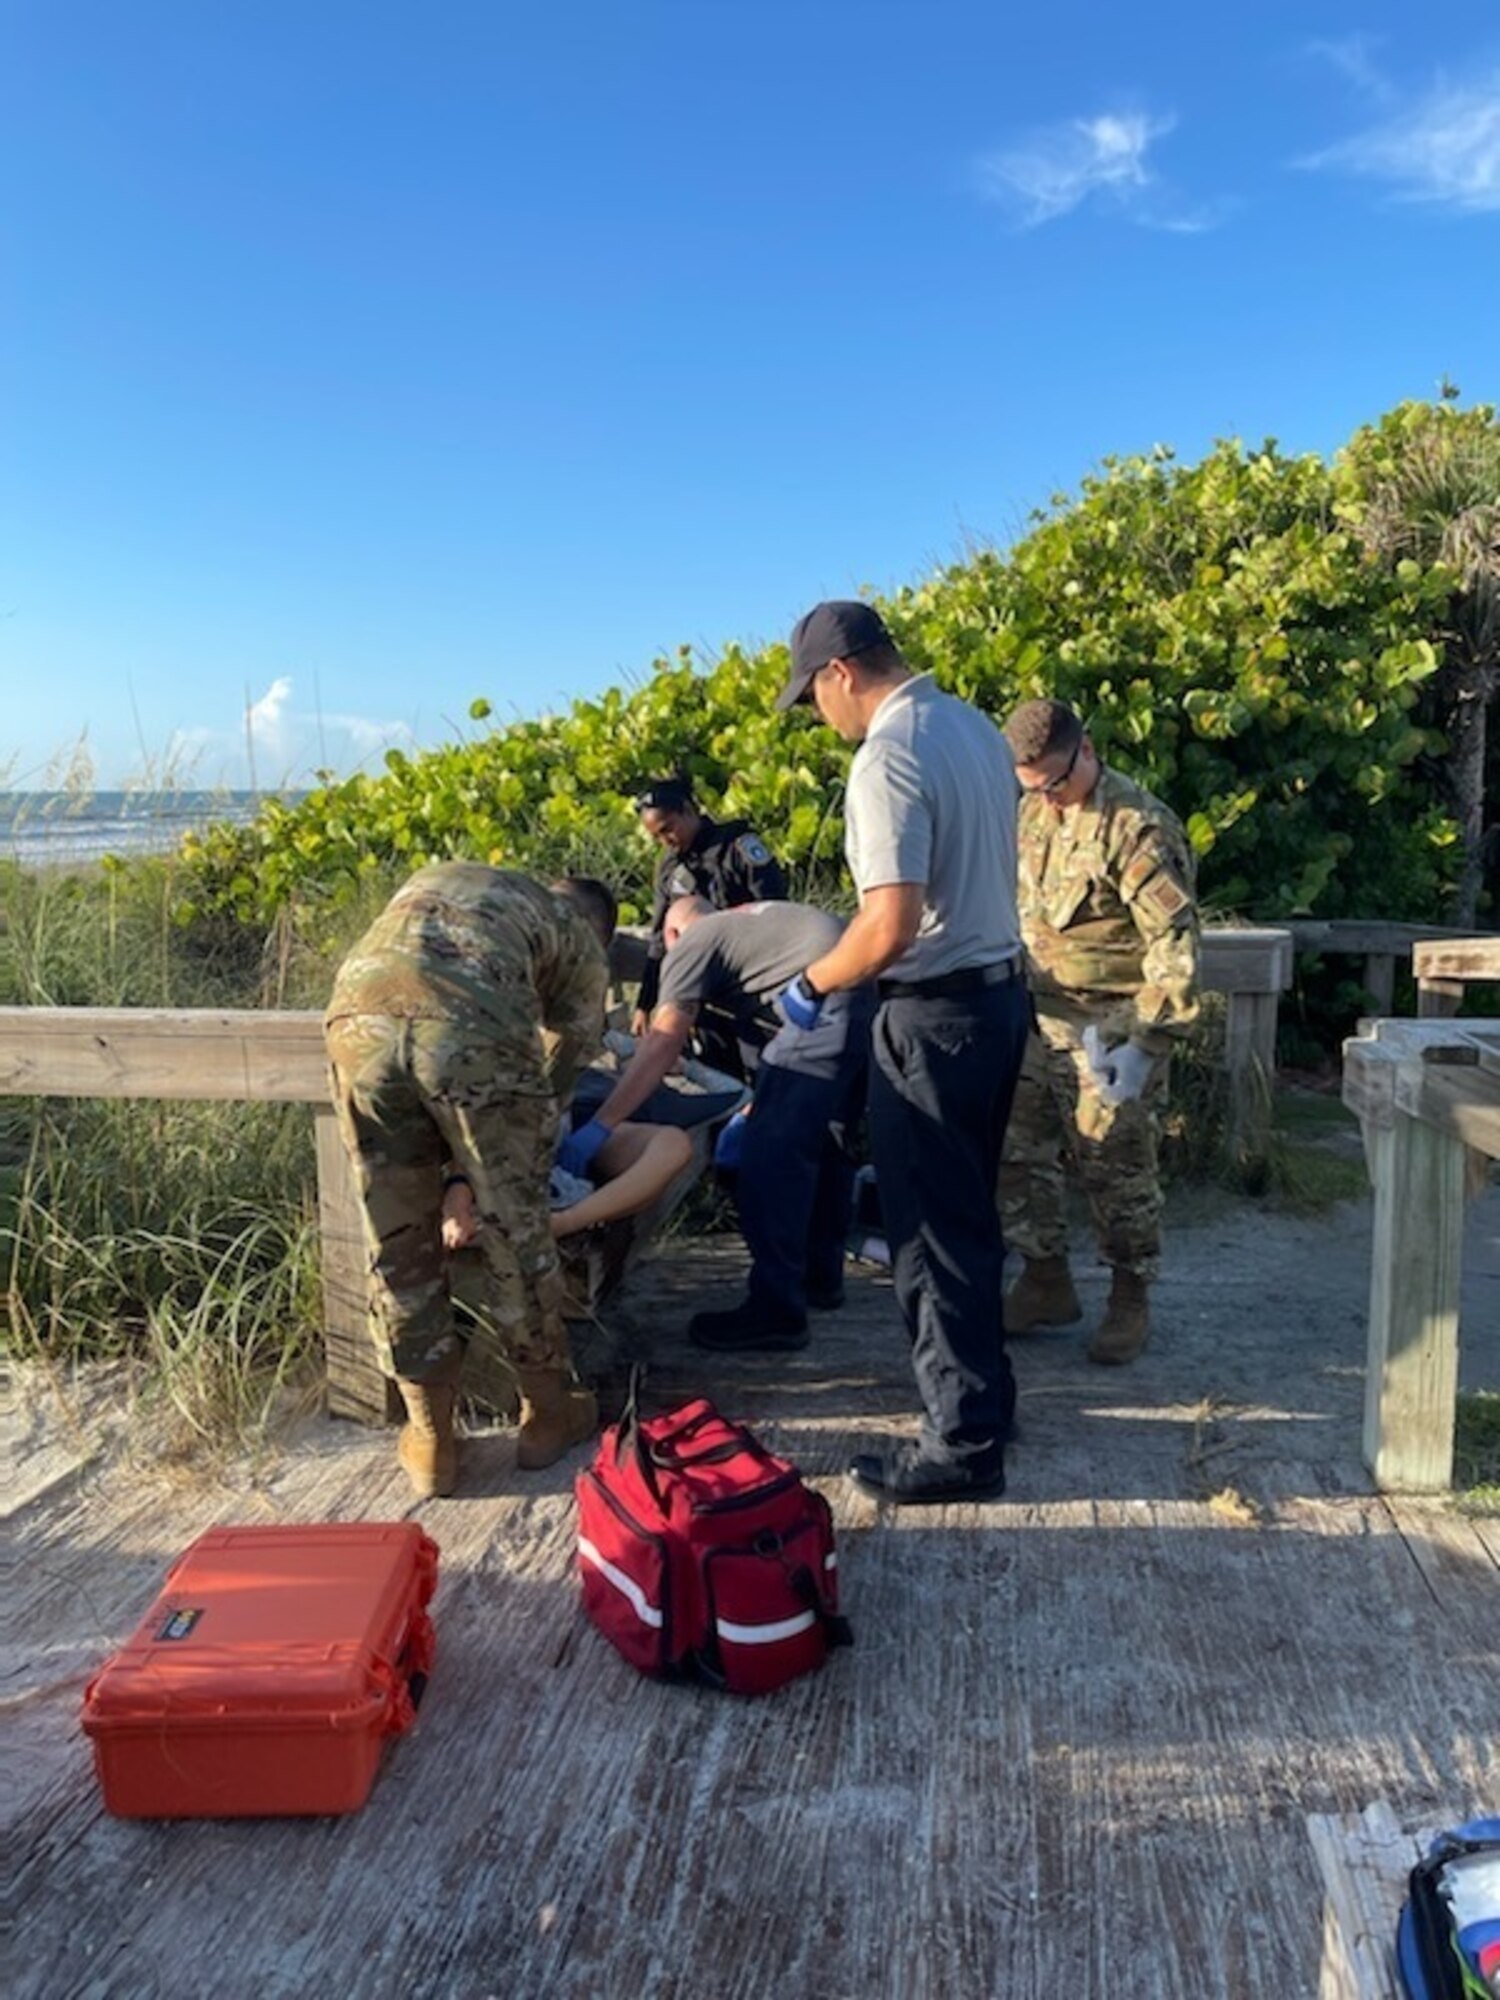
[
  {"x1": 4, "y1": 1095, "x2": 324, "y2": 1455},
  {"x1": 1454, "y1": 1391, "x2": 1500, "y2": 1516},
  {"x1": 2, "y1": 853, "x2": 334, "y2": 1451}
]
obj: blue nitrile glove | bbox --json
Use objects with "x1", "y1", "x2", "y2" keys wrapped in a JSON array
[
  {"x1": 713, "y1": 1106, "x2": 751, "y2": 1171},
  {"x1": 557, "y1": 1117, "x2": 610, "y2": 1178},
  {"x1": 777, "y1": 972, "x2": 825, "y2": 1032}
]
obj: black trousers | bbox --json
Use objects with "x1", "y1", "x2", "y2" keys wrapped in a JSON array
[
  {"x1": 737, "y1": 1022, "x2": 869, "y2": 1318},
  {"x1": 868, "y1": 977, "x2": 1030, "y2": 1459}
]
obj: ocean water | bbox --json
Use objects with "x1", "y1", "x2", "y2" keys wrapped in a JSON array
[{"x1": 0, "y1": 791, "x2": 290, "y2": 868}]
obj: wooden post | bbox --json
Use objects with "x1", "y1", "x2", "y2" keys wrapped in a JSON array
[
  {"x1": 1222, "y1": 990, "x2": 1278, "y2": 1166},
  {"x1": 1362, "y1": 953, "x2": 1396, "y2": 1017},
  {"x1": 1362, "y1": 1109, "x2": 1465, "y2": 1491},
  {"x1": 314, "y1": 1109, "x2": 399, "y2": 1423},
  {"x1": 1416, "y1": 978, "x2": 1464, "y2": 1019},
  {"x1": 1201, "y1": 928, "x2": 1293, "y2": 1172}
]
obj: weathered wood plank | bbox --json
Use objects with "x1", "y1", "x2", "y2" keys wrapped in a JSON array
[
  {"x1": 1284, "y1": 920, "x2": 1489, "y2": 956},
  {"x1": 620, "y1": 923, "x2": 1295, "y2": 997},
  {"x1": 1223, "y1": 989, "x2": 1278, "y2": 1161},
  {"x1": 1199, "y1": 926, "x2": 1294, "y2": 995},
  {"x1": 8, "y1": 1186, "x2": 1500, "y2": 2000},
  {"x1": 1342, "y1": 1042, "x2": 1398, "y2": 1134},
  {"x1": 1412, "y1": 938, "x2": 1500, "y2": 984},
  {"x1": 315, "y1": 1108, "x2": 401, "y2": 1423},
  {"x1": 1363, "y1": 1115, "x2": 1465, "y2": 1491},
  {"x1": 1393, "y1": 1061, "x2": 1500, "y2": 1159},
  {"x1": 0, "y1": 1005, "x2": 329, "y2": 1102},
  {"x1": 1307, "y1": 1804, "x2": 1439, "y2": 2000}
]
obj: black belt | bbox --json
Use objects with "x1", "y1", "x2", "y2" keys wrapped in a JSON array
[{"x1": 877, "y1": 959, "x2": 1021, "y2": 1001}]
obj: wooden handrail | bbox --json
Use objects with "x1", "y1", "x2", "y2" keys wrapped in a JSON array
[
  {"x1": 0, "y1": 927, "x2": 1296, "y2": 1106},
  {"x1": 0, "y1": 925, "x2": 1300, "y2": 1422}
]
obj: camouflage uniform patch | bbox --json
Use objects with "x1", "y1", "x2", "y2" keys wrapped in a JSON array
[
  {"x1": 324, "y1": 866, "x2": 607, "y2": 1387},
  {"x1": 1000, "y1": 766, "x2": 1200, "y2": 1279}
]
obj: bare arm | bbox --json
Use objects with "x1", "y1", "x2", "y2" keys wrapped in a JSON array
[
  {"x1": 587, "y1": 1004, "x2": 697, "y2": 1131},
  {"x1": 803, "y1": 883, "x2": 924, "y2": 993},
  {"x1": 551, "y1": 1123, "x2": 694, "y2": 1239}
]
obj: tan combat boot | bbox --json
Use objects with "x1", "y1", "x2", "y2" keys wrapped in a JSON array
[
  {"x1": 516, "y1": 1368, "x2": 599, "y2": 1470},
  {"x1": 1088, "y1": 1269, "x2": 1150, "y2": 1365},
  {"x1": 1004, "y1": 1255, "x2": 1083, "y2": 1334},
  {"x1": 395, "y1": 1380, "x2": 459, "y2": 1498}
]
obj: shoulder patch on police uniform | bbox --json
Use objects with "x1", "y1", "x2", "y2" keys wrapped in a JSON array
[
  {"x1": 738, "y1": 835, "x2": 772, "y2": 865},
  {"x1": 1134, "y1": 868, "x2": 1192, "y2": 924}
]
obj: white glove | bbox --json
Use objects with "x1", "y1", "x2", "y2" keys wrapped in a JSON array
[{"x1": 1081, "y1": 1026, "x2": 1154, "y2": 1107}]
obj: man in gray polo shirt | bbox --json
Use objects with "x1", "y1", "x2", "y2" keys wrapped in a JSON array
[
  {"x1": 563, "y1": 897, "x2": 871, "y2": 1348},
  {"x1": 773, "y1": 600, "x2": 1028, "y2": 1503}
]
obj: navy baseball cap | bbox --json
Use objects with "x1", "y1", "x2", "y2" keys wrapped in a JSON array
[{"x1": 776, "y1": 600, "x2": 893, "y2": 711}]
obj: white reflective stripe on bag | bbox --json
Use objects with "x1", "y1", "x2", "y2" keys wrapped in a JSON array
[
  {"x1": 577, "y1": 1536, "x2": 663, "y2": 1628},
  {"x1": 715, "y1": 1609, "x2": 817, "y2": 1646}
]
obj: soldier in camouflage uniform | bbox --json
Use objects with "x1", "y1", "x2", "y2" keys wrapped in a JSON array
[
  {"x1": 324, "y1": 865, "x2": 615, "y2": 1495},
  {"x1": 998, "y1": 700, "x2": 1199, "y2": 1363}
]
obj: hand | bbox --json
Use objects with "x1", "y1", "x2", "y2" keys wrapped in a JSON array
[
  {"x1": 713, "y1": 1106, "x2": 751, "y2": 1171},
  {"x1": 777, "y1": 972, "x2": 825, "y2": 1032},
  {"x1": 441, "y1": 1179, "x2": 480, "y2": 1252},
  {"x1": 557, "y1": 1117, "x2": 610, "y2": 1178},
  {"x1": 1082, "y1": 1026, "x2": 1153, "y2": 1107},
  {"x1": 629, "y1": 1008, "x2": 649, "y2": 1039}
]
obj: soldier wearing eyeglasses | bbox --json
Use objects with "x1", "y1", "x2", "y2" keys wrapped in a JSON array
[{"x1": 999, "y1": 698, "x2": 1200, "y2": 1364}]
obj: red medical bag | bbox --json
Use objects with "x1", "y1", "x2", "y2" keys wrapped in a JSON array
[
  {"x1": 81, "y1": 1521, "x2": 438, "y2": 1818},
  {"x1": 576, "y1": 1396, "x2": 850, "y2": 1695}
]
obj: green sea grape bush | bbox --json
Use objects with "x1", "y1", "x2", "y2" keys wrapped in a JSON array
[{"x1": 174, "y1": 399, "x2": 1493, "y2": 932}]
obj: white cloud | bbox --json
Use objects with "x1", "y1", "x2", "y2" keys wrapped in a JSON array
[
  {"x1": 1304, "y1": 69, "x2": 1500, "y2": 213},
  {"x1": 154, "y1": 684, "x2": 414, "y2": 788},
  {"x1": 324, "y1": 712, "x2": 415, "y2": 755},
  {"x1": 246, "y1": 674, "x2": 293, "y2": 745},
  {"x1": 975, "y1": 109, "x2": 1222, "y2": 232},
  {"x1": 1307, "y1": 34, "x2": 1394, "y2": 104}
]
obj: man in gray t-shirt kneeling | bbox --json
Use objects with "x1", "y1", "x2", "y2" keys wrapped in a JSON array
[{"x1": 564, "y1": 896, "x2": 871, "y2": 1347}]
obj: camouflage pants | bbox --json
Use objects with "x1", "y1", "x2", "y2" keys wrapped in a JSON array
[
  {"x1": 326, "y1": 1014, "x2": 571, "y2": 1387},
  {"x1": 998, "y1": 1019, "x2": 1165, "y2": 1279}
]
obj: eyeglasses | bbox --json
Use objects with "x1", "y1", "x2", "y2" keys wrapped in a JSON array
[{"x1": 1019, "y1": 733, "x2": 1084, "y2": 798}]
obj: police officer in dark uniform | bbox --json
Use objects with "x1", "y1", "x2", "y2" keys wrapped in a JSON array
[{"x1": 631, "y1": 778, "x2": 788, "y2": 1070}]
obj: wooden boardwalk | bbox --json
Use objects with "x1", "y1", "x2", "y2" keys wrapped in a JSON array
[{"x1": 7, "y1": 1188, "x2": 1498, "y2": 2000}]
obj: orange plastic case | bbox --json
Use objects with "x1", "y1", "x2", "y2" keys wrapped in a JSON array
[{"x1": 81, "y1": 1522, "x2": 439, "y2": 1818}]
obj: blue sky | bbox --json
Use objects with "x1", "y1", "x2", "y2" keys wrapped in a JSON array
[{"x1": 5, "y1": 0, "x2": 1497, "y2": 789}]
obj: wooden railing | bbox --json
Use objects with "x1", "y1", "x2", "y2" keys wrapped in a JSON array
[
  {"x1": 1412, "y1": 936, "x2": 1500, "y2": 1018},
  {"x1": 1342, "y1": 987, "x2": 1500, "y2": 1491},
  {"x1": 1280, "y1": 919, "x2": 1496, "y2": 1016},
  {"x1": 0, "y1": 925, "x2": 1300, "y2": 1425},
  {"x1": 0, "y1": 1005, "x2": 386, "y2": 1421}
]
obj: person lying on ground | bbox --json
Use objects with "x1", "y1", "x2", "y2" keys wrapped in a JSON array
[
  {"x1": 441, "y1": 1120, "x2": 693, "y2": 1249},
  {"x1": 562, "y1": 894, "x2": 872, "y2": 1352}
]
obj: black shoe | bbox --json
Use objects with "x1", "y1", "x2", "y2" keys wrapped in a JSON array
[
  {"x1": 848, "y1": 1442, "x2": 1006, "y2": 1504},
  {"x1": 688, "y1": 1300, "x2": 810, "y2": 1352},
  {"x1": 806, "y1": 1284, "x2": 846, "y2": 1311}
]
